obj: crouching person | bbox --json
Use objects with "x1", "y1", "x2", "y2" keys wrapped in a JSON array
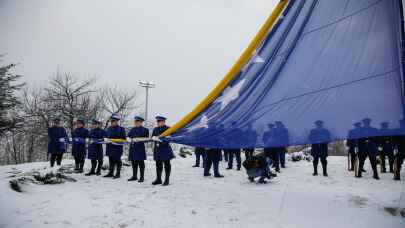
[
  {"x1": 86, "y1": 119, "x2": 106, "y2": 176},
  {"x1": 242, "y1": 153, "x2": 277, "y2": 184}
]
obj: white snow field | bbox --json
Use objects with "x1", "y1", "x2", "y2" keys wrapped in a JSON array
[{"x1": 0, "y1": 156, "x2": 404, "y2": 228}]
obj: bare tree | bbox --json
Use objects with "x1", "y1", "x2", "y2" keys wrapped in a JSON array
[
  {"x1": 44, "y1": 72, "x2": 99, "y2": 132},
  {"x1": 100, "y1": 85, "x2": 140, "y2": 128},
  {"x1": 0, "y1": 70, "x2": 141, "y2": 165}
]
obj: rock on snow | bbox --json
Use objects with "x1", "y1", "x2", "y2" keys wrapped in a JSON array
[{"x1": 0, "y1": 156, "x2": 404, "y2": 228}]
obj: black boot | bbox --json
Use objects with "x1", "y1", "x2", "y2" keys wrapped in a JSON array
[
  {"x1": 96, "y1": 160, "x2": 103, "y2": 176},
  {"x1": 163, "y1": 164, "x2": 171, "y2": 186},
  {"x1": 138, "y1": 162, "x2": 145, "y2": 183},
  {"x1": 85, "y1": 160, "x2": 96, "y2": 176},
  {"x1": 373, "y1": 169, "x2": 379, "y2": 180},
  {"x1": 128, "y1": 161, "x2": 138, "y2": 181},
  {"x1": 113, "y1": 161, "x2": 121, "y2": 179},
  {"x1": 78, "y1": 162, "x2": 84, "y2": 173},
  {"x1": 322, "y1": 162, "x2": 328, "y2": 177},
  {"x1": 103, "y1": 160, "x2": 115, "y2": 177},
  {"x1": 74, "y1": 162, "x2": 80, "y2": 171},
  {"x1": 313, "y1": 163, "x2": 318, "y2": 176},
  {"x1": 152, "y1": 165, "x2": 163, "y2": 185}
]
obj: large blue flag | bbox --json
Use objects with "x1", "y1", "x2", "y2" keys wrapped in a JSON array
[{"x1": 164, "y1": 0, "x2": 405, "y2": 149}]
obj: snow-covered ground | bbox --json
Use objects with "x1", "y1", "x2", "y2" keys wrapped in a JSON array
[{"x1": 0, "y1": 156, "x2": 404, "y2": 228}]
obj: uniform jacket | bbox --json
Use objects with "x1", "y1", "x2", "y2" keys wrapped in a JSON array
[
  {"x1": 195, "y1": 147, "x2": 206, "y2": 155},
  {"x1": 393, "y1": 127, "x2": 405, "y2": 156},
  {"x1": 152, "y1": 125, "x2": 174, "y2": 161},
  {"x1": 128, "y1": 126, "x2": 149, "y2": 161},
  {"x1": 71, "y1": 127, "x2": 90, "y2": 157},
  {"x1": 377, "y1": 128, "x2": 395, "y2": 152},
  {"x1": 206, "y1": 148, "x2": 223, "y2": 161},
  {"x1": 88, "y1": 128, "x2": 106, "y2": 160},
  {"x1": 309, "y1": 127, "x2": 331, "y2": 157},
  {"x1": 357, "y1": 126, "x2": 379, "y2": 156},
  {"x1": 105, "y1": 125, "x2": 126, "y2": 160},
  {"x1": 47, "y1": 126, "x2": 68, "y2": 154}
]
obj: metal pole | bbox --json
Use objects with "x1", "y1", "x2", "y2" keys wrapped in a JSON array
[
  {"x1": 145, "y1": 86, "x2": 149, "y2": 121},
  {"x1": 138, "y1": 81, "x2": 155, "y2": 123}
]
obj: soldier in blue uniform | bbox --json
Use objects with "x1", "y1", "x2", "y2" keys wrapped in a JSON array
[
  {"x1": 47, "y1": 118, "x2": 68, "y2": 167},
  {"x1": 226, "y1": 148, "x2": 241, "y2": 170},
  {"x1": 309, "y1": 120, "x2": 331, "y2": 177},
  {"x1": 378, "y1": 122, "x2": 395, "y2": 173},
  {"x1": 226, "y1": 122, "x2": 242, "y2": 170},
  {"x1": 346, "y1": 122, "x2": 362, "y2": 171},
  {"x1": 103, "y1": 114, "x2": 126, "y2": 179},
  {"x1": 127, "y1": 116, "x2": 149, "y2": 182},
  {"x1": 393, "y1": 119, "x2": 405, "y2": 180},
  {"x1": 262, "y1": 123, "x2": 281, "y2": 173},
  {"x1": 86, "y1": 119, "x2": 106, "y2": 176},
  {"x1": 204, "y1": 148, "x2": 224, "y2": 178},
  {"x1": 243, "y1": 123, "x2": 258, "y2": 160},
  {"x1": 193, "y1": 147, "x2": 206, "y2": 168},
  {"x1": 152, "y1": 116, "x2": 175, "y2": 186},
  {"x1": 71, "y1": 119, "x2": 89, "y2": 173},
  {"x1": 274, "y1": 121, "x2": 289, "y2": 169},
  {"x1": 356, "y1": 118, "x2": 379, "y2": 179}
]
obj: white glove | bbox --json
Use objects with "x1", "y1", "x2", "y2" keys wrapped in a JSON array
[
  {"x1": 151, "y1": 136, "x2": 162, "y2": 142},
  {"x1": 59, "y1": 138, "x2": 66, "y2": 143}
]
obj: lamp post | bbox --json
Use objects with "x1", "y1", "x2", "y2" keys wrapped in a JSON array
[{"x1": 138, "y1": 81, "x2": 155, "y2": 121}]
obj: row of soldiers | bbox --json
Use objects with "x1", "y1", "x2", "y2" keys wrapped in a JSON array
[
  {"x1": 193, "y1": 146, "x2": 287, "y2": 177},
  {"x1": 346, "y1": 118, "x2": 405, "y2": 180},
  {"x1": 47, "y1": 115, "x2": 174, "y2": 186},
  {"x1": 193, "y1": 118, "x2": 405, "y2": 181}
]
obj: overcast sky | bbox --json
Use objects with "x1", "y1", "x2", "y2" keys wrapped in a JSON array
[{"x1": 0, "y1": 0, "x2": 278, "y2": 125}]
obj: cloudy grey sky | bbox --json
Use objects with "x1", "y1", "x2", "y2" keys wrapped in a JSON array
[{"x1": 0, "y1": 0, "x2": 278, "y2": 124}]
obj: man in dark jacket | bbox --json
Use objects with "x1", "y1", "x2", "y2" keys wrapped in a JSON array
[
  {"x1": 378, "y1": 122, "x2": 395, "y2": 173},
  {"x1": 356, "y1": 118, "x2": 380, "y2": 180},
  {"x1": 243, "y1": 124, "x2": 257, "y2": 160},
  {"x1": 274, "y1": 121, "x2": 289, "y2": 169},
  {"x1": 204, "y1": 148, "x2": 224, "y2": 178},
  {"x1": 393, "y1": 119, "x2": 405, "y2": 180},
  {"x1": 193, "y1": 147, "x2": 206, "y2": 168},
  {"x1": 262, "y1": 123, "x2": 280, "y2": 173},
  {"x1": 103, "y1": 114, "x2": 126, "y2": 179},
  {"x1": 47, "y1": 118, "x2": 68, "y2": 167},
  {"x1": 346, "y1": 122, "x2": 362, "y2": 172},
  {"x1": 71, "y1": 119, "x2": 89, "y2": 173},
  {"x1": 86, "y1": 119, "x2": 106, "y2": 176},
  {"x1": 309, "y1": 120, "x2": 331, "y2": 177},
  {"x1": 127, "y1": 116, "x2": 149, "y2": 182},
  {"x1": 152, "y1": 116, "x2": 175, "y2": 186}
]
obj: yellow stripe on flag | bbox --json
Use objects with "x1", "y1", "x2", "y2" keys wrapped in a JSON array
[{"x1": 161, "y1": 0, "x2": 288, "y2": 137}]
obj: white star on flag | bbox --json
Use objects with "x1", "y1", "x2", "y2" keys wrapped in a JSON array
[
  {"x1": 242, "y1": 50, "x2": 264, "y2": 72},
  {"x1": 214, "y1": 79, "x2": 246, "y2": 111},
  {"x1": 186, "y1": 115, "x2": 209, "y2": 132}
]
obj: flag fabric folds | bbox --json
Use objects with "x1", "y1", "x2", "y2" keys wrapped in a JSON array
[{"x1": 164, "y1": 0, "x2": 405, "y2": 149}]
